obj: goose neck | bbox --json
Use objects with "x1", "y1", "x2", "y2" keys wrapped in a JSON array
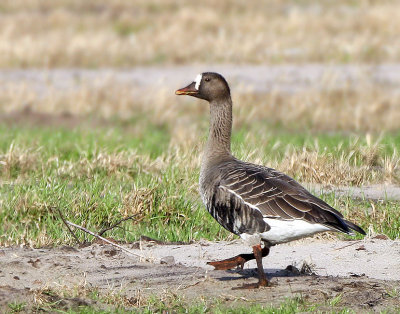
[{"x1": 203, "y1": 98, "x2": 233, "y2": 161}]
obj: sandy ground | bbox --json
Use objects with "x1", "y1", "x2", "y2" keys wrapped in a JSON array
[
  {"x1": 308, "y1": 183, "x2": 400, "y2": 201},
  {"x1": 1, "y1": 238, "x2": 399, "y2": 312}
]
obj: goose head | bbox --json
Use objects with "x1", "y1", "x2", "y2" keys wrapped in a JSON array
[{"x1": 175, "y1": 72, "x2": 230, "y2": 102}]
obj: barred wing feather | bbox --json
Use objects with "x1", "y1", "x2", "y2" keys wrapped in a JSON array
[{"x1": 219, "y1": 162, "x2": 356, "y2": 235}]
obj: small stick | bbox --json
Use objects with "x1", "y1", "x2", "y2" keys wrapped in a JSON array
[
  {"x1": 333, "y1": 240, "x2": 362, "y2": 251},
  {"x1": 66, "y1": 220, "x2": 147, "y2": 259},
  {"x1": 98, "y1": 215, "x2": 138, "y2": 237},
  {"x1": 53, "y1": 207, "x2": 81, "y2": 244}
]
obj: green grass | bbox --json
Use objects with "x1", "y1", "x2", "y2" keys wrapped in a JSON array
[
  {"x1": 21, "y1": 291, "x2": 354, "y2": 314},
  {"x1": 139, "y1": 296, "x2": 311, "y2": 314},
  {"x1": 0, "y1": 122, "x2": 399, "y2": 246},
  {"x1": 28, "y1": 285, "x2": 400, "y2": 313},
  {"x1": 7, "y1": 301, "x2": 27, "y2": 313},
  {"x1": 0, "y1": 121, "x2": 170, "y2": 160},
  {"x1": 20, "y1": 283, "x2": 400, "y2": 313},
  {"x1": 0, "y1": 123, "x2": 228, "y2": 246},
  {"x1": 320, "y1": 193, "x2": 400, "y2": 240}
]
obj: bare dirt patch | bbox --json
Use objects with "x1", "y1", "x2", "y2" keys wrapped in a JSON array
[
  {"x1": 0, "y1": 239, "x2": 399, "y2": 311},
  {"x1": 309, "y1": 183, "x2": 400, "y2": 201}
]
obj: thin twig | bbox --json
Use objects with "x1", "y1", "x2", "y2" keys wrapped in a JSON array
[
  {"x1": 53, "y1": 207, "x2": 81, "y2": 244},
  {"x1": 333, "y1": 240, "x2": 362, "y2": 251},
  {"x1": 66, "y1": 220, "x2": 147, "y2": 259},
  {"x1": 98, "y1": 214, "x2": 138, "y2": 237}
]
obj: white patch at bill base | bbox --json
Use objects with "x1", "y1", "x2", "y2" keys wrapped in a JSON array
[{"x1": 194, "y1": 73, "x2": 202, "y2": 90}]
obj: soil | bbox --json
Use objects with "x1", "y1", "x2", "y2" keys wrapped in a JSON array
[
  {"x1": 1, "y1": 238, "x2": 399, "y2": 312},
  {"x1": 308, "y1": 183, "x2": 400, "y2": 201}
]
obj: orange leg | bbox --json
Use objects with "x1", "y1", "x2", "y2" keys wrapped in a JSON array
[
  {"x1": 208, "y1": 244, "x2": 270, "y2": 289},
  {"x1": 207, "y1": 244, "x2": 270, "y2": 270},
  {"x1": 207, "y1": 254, "x2": 249, "y2": 270},
  {"x1": 253, "y1": 244, "x2": 268, "y2": 287},
  {"x1": 232, "y1": 244, "x2": 269, "y2": 289}
]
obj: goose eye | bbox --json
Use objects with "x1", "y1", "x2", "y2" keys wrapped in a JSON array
[{"x1": 205, "y1": 78, "x2": 211, "y2": 82}]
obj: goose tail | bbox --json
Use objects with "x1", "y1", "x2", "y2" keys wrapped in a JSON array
[{"x1": 344, "y1": 219, "x2": 366, "y2": 235}]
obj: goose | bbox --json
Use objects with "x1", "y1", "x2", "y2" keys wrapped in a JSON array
[{"x1": 175, "y1": 72, "x2": 366, "y2": 289}]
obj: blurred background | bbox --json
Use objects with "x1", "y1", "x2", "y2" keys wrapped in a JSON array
[{"x1": 0, "y1": 0, "x2": 399, "y2": 246}]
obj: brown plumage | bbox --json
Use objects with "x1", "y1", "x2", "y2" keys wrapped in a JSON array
[{"x1": 176, "y1": 72, "x2": 365, "y2": 289}]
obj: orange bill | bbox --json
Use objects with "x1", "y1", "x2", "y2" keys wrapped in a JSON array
[{"x1": 175, "y1": 82, "x2": 198, "y2": 95}]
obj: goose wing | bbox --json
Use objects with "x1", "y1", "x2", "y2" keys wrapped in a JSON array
[{"x1": 219, "y1": 162, "x2": 364, "y2": 235}]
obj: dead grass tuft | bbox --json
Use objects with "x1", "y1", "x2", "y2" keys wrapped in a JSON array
[
  {"x1": 246, "y1": 133, "x2": 399, "y2": 186},
  {"x1": 278, "y1": 150, "x2": 370, "y2": 186},
  {"x1": 122, "y1": 186, "x2": 156, "y2": 218},
  {"x1": 382, "y1": 152, "x2": 400, "y2": 183},
  {"x1": 0, "y1": 143, "x2": 38, "y2": 179},
  {"x1": 32, "y1": 283, "x2": 143, "y2": 311},
  {"x1": 32, "y1": 282, "x2": 169, "y2": 311},
  {"x1": 55, "y1": 151, "x2": 165, "y2": 180}
]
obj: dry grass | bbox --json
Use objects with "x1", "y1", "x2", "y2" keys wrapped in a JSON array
[
  {"x1": 1, "y1": 0, "x2": 400, "y2": 67},
  {"x1": 1, "y1": 74, "x2": 400, "y2": 135},
  {"x1": 32, "y1": 283, "x2": 143, "y2": 311},
  {"x1": 246, "y1": 136, "x2": 400, "y2": 186},
  {"x1": 0, "y1": 143, "x2": 39, "y2": 179},
  {"x1": 235, "y1": 86, "x2": 400, "y2": 133},
  {"x1": 1, "y1": 74, "x2": 399, "y2": 187},
  {"x1": 1, "y1": 137, "x2": 398, "y2": 188}
]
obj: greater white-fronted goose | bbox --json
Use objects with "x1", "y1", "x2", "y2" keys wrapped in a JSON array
[{"x1": 175, "y1": 72, "x2": 365, "y2": 289}]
